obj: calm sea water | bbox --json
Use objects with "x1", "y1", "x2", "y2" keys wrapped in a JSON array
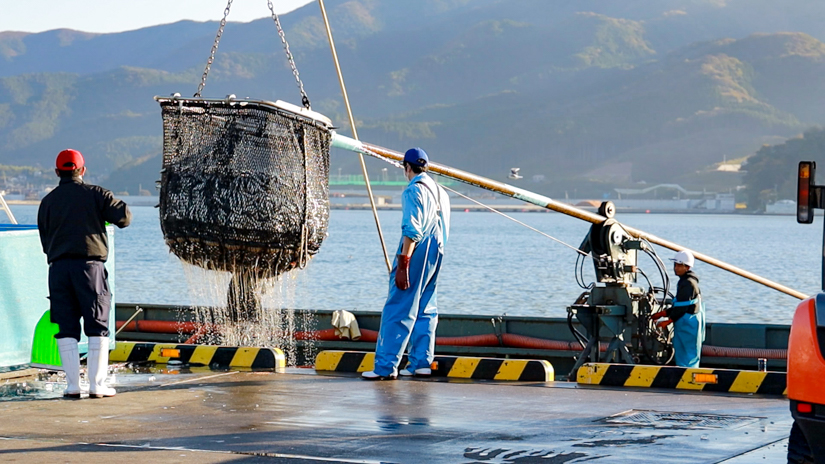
[{"x1": 7, "y1": 204, "x2": 822, "y2": 324}]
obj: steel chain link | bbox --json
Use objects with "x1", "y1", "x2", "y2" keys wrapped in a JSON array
[
  {"x1": 195, "y1": 0, "x2": 233, "y2": 97},
  {"x1": 267, "y1": 0, "x2": 311, "y2": 109}
]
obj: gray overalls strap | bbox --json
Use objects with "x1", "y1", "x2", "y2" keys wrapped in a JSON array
[{"x1": 414, "y1": 180, "x2": 448, "y2": 246}]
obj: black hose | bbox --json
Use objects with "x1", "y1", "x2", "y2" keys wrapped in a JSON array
[
  {"x1": 567, "y1": 311, "x2": 588, "y2": 349},
  {"x1": 642, "y1": 245, "x2": 670, "y2": 309},
  {"x1": 638, "y1": 268, "x2": 655, "y2": 296},
  {"x1": 575, "y1": 252, "x2": 588, "y2": 289}
]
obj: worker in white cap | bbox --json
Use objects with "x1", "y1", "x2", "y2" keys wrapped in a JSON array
[{"x1": 652, "y1": 250, "x2": 706, "y2": 367}]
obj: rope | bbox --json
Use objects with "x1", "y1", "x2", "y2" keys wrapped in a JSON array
[
  {"x1": 441, "y1": 184, "x2": 588, "y2": 256},
  {"x1": 317, "y1": 0, "x2": 392, "y2": 273},
  {"x1": 359, "y1": 147, "x2": 588, "y2": 257}
]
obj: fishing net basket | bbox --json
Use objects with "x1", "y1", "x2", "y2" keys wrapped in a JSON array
[{"x1": 156, "y1": 96, "x2": 333, "y2": 276}]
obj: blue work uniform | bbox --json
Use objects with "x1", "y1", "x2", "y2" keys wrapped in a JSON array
[
  {"x1": 668, "y1": 270, "x2": 705, "y2": 368},
  {"x1": 373, "y1": 173, "x2": 450, "y2": 376}
]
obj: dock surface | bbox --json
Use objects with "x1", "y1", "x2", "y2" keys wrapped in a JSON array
[{"x1": 0, "y1": 369, "x2": 791, "y2": 463}]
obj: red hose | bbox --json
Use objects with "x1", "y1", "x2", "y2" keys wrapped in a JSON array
[
  {"x1": 294, "y1": 328, "x2": 379, "y2": 343},
  {"x1": 436, "y1": 334, "x2": 499, "y2": 346},
  {"x1": 501, "y1": 333, "x2": 607, "y2": 351},
  {"x1": 702, "y1": 345, "x2": 786, "y2": 360},
  {"x1": 291, "y1": 328, "x2": 607, "y2": 351},
  {"x1": 116, "y1": 320, "x2": 216, "y2": 334},
  {"x1": 184, "y1": 325, "x2": 211, "y2": 344},
  {"x1": 116, "y1": 320, "x2": 788, "y2": 359},
  {"x1": 294, "y1": 328, "x2": 336, "y2": 340}
]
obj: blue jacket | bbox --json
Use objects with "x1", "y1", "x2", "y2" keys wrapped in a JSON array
[{"x1": 399, "y1": 173, "x2": 450, "y2": 253}]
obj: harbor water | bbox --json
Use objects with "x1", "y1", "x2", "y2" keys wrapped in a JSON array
[{"x1": 6, "y1": 204, "x2": 821, "y2": 324}]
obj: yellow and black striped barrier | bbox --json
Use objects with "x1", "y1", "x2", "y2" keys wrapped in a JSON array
[
  {"x1": 577, "y1": 363, "x2": 786, "y2": 396},
  {"x1": 315, "y1": 351, "x2": 553, "y2": 381},
  {"x1": 110, "y1": 342, "x2": 285, "y2": 370}
]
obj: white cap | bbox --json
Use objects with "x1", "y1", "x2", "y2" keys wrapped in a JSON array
[{"x1": 670, "y1": 250, "x2": 695, "y2": 267}]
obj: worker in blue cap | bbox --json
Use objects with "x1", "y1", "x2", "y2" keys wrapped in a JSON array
[
  {"x1": 652, "y1": 250, "x2": 706, "y2": 368},
  {"x1": 363, "y1": 148, "x2": 451, "y2": 380}
]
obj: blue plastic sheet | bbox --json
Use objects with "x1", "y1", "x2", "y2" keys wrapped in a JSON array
[{"x1": 0, "y1": 225, "x2": 115, "y2": 369}]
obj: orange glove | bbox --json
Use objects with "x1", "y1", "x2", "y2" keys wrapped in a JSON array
[
  {"x1": 651, "y1": 310, "x2": 668, "y2": 320},
  {"x1": 656, "y1": 319, "x2": 672, "y2": 329},
  {"x1": 395, "y1": 255, "x2": 411, "y2": 290}
]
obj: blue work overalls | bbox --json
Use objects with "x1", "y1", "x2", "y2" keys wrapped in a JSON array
[
  {"x1": 672, "y1": 296, "x2": 706, "y2": 368},
  {"x1": 372, "y1": 173, "x2": 450, "y2": 376}
]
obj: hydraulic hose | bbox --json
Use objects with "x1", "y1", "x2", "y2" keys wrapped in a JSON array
[
  {"x1": 701, "y1": 345, "x2": 787, "y2": 360},
  {"x1": 115, "y1": 320, "x2": 216, "y2": 334},
  {"x1": 294, "y1": 328, "x2": 378, "y2": 343}
]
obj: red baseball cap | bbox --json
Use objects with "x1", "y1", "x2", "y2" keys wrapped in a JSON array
[{"x1": 56, "y1": 149, "x2": 85, "y2": 171}]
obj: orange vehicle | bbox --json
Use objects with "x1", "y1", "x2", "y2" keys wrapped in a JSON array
[
  {"x1": 788, "y1": 162, "x2": 825, "y2": 463},
  {"x1": 787, "y1": 295, "x2": 825, "y2": 463}
]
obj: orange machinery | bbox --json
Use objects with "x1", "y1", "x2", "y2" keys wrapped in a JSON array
[
  {"x1": 787, "y1": 295, "x2": 825, "y2": 463},
  {"x1": 788, "y1": 161, "x2": 825, "y2": 463}
]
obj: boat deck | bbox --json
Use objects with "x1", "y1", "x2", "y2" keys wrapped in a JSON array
[{"x1": 0, "y1": 369, "x2": 791, "y2": 463}]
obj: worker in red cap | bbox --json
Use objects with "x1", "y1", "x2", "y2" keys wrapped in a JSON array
[{"x1": 37, "y1": 149, "x2": 132, "y2": 398}]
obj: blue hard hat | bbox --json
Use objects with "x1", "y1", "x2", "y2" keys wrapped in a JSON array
[{"x1": 404, "y1": 147, "x2": 429, "y2": 167}]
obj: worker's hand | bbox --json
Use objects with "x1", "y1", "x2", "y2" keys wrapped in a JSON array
[
  {"x1": 395, "y1": 254, "x2": 411, "y2": 290},
  {"x1": 656, "y1": 319, "x2": 672, "y2": 329},
  {"x1": 651, "y1": 310, "x2": 668, "y2": 320}
]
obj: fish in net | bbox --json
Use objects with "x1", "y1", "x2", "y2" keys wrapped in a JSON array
[{"x1": 157, "y1": 96, "x2": 332, "y2": 322}]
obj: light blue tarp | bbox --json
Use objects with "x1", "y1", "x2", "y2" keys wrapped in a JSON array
[{"x1": 0, "y1": 225, "x2": 115, "y2": 369}]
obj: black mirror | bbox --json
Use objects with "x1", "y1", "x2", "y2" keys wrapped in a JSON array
[{"x1": 798, "y1": 161, "x2": 816, "y2": 224}]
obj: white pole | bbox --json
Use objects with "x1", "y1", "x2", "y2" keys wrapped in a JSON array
[
  {"x1": 0, "y1": 191, "x2": 18, "y2": 224},
  {"x1": 317, "y1": 0, "x2": 391, "y2": 273}
]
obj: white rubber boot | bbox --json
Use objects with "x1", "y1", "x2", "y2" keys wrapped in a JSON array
[
  {"x1": 56, "y1": 338, "x2": 82, "y2": 398},
  {"x1": 88, "y1": 336, "x2": 116, "y2": 398}
]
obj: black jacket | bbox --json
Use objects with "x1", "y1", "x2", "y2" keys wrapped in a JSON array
[
  {"x1": 37, "y1": 177, "x2": 131, "y2": 263},
  {"x1": 667, "y1": 270, "x2": 701, "y2": 323}
]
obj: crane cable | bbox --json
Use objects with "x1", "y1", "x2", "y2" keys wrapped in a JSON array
[
  {"x1": 317, "y1": 0, "x2": 392, "y2": 273},
  {"x1": 442, "y1": 184, "x2": 588, "y2": 256},
  {"x1": 362, "y1": 149, "x2": 588, "y2": 257}
]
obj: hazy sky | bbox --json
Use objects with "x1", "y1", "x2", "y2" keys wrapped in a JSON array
[{"x1": 0, "y1": 0, "x2": 315, "y2": 34}]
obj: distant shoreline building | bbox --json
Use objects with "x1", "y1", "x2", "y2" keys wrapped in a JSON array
[{"x1": 612, "y1": 183, "x2": 736, "y2": 212}]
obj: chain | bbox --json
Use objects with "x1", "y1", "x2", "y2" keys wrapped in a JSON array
[
  {"x1": 195, "y1": 0, "x2": 233, "y2": 97},
  {"x1": 267, "y1": 0, "x2": 311, "y2": 109}
]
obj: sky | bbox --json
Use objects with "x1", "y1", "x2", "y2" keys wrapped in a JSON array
[{"x1": 0, "y1": 0, "x2": 316, "y2": 34}]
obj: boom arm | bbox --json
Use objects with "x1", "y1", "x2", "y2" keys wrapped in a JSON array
[{"x1": 331, "y1": 132, "x2": 808, "y2": 300}]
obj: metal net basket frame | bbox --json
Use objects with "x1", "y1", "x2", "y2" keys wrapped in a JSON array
[{"x1": 155, "y1": 95, "x2": 334, "y2": 277}]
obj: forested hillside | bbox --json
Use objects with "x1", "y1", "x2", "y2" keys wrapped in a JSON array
[
  {"x1": 743, "y1": 128, "x2": 825, "y2": 210},
  {"x1": 1, "y1": 0, "x2": 824, "y2": 200}
]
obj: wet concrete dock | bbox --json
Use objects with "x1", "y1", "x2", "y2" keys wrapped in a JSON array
[{"x1": 0, "y1": 369, "x2": 791, "y2": 463}]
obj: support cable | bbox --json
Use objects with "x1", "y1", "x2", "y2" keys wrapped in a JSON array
[
  {"x1": 442, "y1": 184, "x2": 588, "y2": 256},
  {"x1": 360, "y1": 147, "x2": 588, "y2": 257},
  {"x1": 317, "y1": 0, "x2": 391, "y2": 273}
]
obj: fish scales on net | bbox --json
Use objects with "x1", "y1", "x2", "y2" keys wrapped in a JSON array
[{"x1": 158, "y1": 98, "x2": 332, "y2": 276}]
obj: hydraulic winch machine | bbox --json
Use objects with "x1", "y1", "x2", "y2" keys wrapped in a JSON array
[{"x1": 566, "y1": 201, "x2": 674, "y2": 378}]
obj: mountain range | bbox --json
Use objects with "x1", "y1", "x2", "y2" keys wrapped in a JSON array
[{"x1": 2, "y1": 0, "x2": 825, "y2": 198}]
